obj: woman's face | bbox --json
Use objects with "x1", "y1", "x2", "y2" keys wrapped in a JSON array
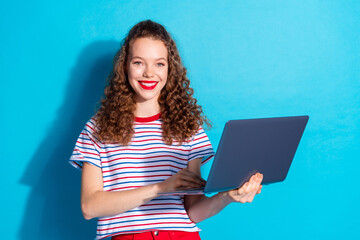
[{"x1": 127, "y1": 37, "x2": 168, "y2": 104}]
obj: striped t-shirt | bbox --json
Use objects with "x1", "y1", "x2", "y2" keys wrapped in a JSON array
[{"x1": 69, "y1": 114, "x2": 215, "y2": 239}]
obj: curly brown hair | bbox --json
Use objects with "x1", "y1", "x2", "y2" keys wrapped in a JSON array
[{"x1": 95, "y1": 20, "x2": 210, "y2": 145}]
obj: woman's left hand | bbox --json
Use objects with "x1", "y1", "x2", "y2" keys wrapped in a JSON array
[{"x1": 225, "y1": 173, "x2": 263, "y2": 204}]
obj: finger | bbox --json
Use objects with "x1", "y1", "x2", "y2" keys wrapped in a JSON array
[
  {"x1": 246, "y1": 175, "x2": 258, "y2": 195},
  {"x1": 240, "y1": 185, "x2": 254, "y2": 203},
  {"x1": 236, "y1": 175, "x2": 261, "y2": 202},
  {"x1": 177, "y1": 179, "x2": 203, "y2": 189},
  {"x1": 253, "y1": 173, "x2": 263, "y2": 188},
  {"x1": 172, "y1": 170, "x2": 202, "y2": 188},
  {"x1": 179, "y1": 174, "x2": 206, "y2": 188},
  {"x1": 181, "y1": 169, "x2": 206, "y2": 183},
  {"x1": 246, "y1": 175, "x2": 262, "y2": 200},
  {"x1": 180, "y1": 173, "x2": 206, "y2": 186},
  {"x1": 258, "y1": 173, "x2": 263, "y2": 183},
  {"x1": 244, "y1": 179, "x2": 254, "y2": 194},
  {"x1": 187, "y1": 172, "x2": 206, "y2": 184},
  {"x1": 248, "y1": 175, "x2": 259, "y2": 192},
  {"x1": 237, "y1": 188, "x2": 245, "y2": 195},
  {"x1": 239, "y1": 181, "x2": 250, "y2": 192},
  {"x1": 247, "y1": 192, "x2": 256, "y2": 202},
  {"x1": 178, "y1": 179, "x2": 204, "y2": 189},
  {"x1": 255, "y1": 173, "x2": 262, "y2": 182},
  {"x1": 249, "y1": 176, "x2": 261, "y2": 195},
  {"x1": 180, "y1": 168, "x2": 204, "y2": 180},
  {"x1": 237, "y1": 182, "x2": 248, "y2": 195}
]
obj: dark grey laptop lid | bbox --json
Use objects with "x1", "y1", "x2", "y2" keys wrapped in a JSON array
[{"x1": 204, "y1": 115, "x2": 309, "y2": 193}]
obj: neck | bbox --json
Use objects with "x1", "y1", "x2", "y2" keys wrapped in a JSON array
[{"x1": 134, "y1": 98, "x2": 161, "y2": 117}]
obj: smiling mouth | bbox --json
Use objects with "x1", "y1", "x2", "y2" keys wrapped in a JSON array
[{"x1": 138, "y1": 81, "x2": 159, "y2": 90}]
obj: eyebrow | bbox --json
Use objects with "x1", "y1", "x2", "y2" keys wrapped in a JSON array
[{"x1": 131, "y1": 56, "x2": 167, "y2": 61}]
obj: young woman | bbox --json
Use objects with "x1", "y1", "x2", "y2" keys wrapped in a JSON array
[{"x1": 69, "y1": 20, "x2": 263, "y2": 240}]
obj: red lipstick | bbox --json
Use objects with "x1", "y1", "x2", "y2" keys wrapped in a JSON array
[{"x1": 138, "y1": 81, "x2": 158, "y2": 90}]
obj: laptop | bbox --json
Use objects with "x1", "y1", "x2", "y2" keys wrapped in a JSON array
[{"x1": 158, "y1": 115, "x2": 309, "y2": 195}]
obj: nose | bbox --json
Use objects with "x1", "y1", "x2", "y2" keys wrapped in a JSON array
[{"x1": 143, "y1": 65, "x2": 154, "y2": 78}]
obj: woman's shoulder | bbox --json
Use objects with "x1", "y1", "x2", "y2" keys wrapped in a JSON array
[{"x1": 83, "y1": 116, "x2": 99, "y2": 135}]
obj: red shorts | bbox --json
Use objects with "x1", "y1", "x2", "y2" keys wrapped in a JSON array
[{"x1": 111, "y1": 230, "x2": 201, "y2": 240}]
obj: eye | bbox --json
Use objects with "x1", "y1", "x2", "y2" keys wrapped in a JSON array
[
  {"x1": 133, "y1": 61, "x2": 143, "y2": 66},
  {"x1": 157, "y1": 62, "x2": 166, "y2": 67}
]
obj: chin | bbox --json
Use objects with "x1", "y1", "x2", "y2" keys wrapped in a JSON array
[{"x1": 136, "y1": 92, "x2": 160, "y2": 102}]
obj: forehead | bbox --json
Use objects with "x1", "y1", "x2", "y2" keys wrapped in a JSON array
[{"x1": 129, "y1": 37, "x2": 168, "y2": 59}]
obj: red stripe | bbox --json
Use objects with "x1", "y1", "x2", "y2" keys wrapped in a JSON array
[
  {"x1": 73, "y1": 149, "x2": 84, "y2": 159},
  {"x1": 108, "y1": 185, "x2": 152, "y2": 191},
  {"x1": 132, "y1": 138, "x2": 162, "y2": 142},
  {"x1": 102, "y1": 139, "x2": 209, "y2": 155},
  {"x1": 135, "y1": 130, "x2": 163, "y2": 134},
  {"x1": 103, "y1": 174, "x2": 171, "y2": 183},
  {"x1": 103, "y1": 138, "x2": 181, "y2": 144},
  {"x1": 203, "y1": 155, "x2": 213, "y2": 162},
  {"x1": 102, "y1": 164, "x2": 181, "y2": 174},
  {"x1": 202, "y1": 155, "x2": 214, "y2": 164},
  {"x1": 76, "y1": 140, "x2": 94, "y2": 146},
  {"x1": 97, "y1": 221, "x2": 194, "y2": 232},
  {"x1": 98, "y1": 212, "x2": 187, "y2": 222},
  {"x1": 134, "y1": 122, "x2": 162, "y2": 126},
  {"x1": 84, "y1": 124, "x2": 101, "y2": 149},
  {"x1": 109, "y1": 185, "x2": 140, "y2": 191},
  {"x1": 101, "y1": 155, "x2": 188, "y2": 164},
  {"x1": 191, "y1": 143, "x2": 212, "y2": 151},
  {"x1": 100, "y1": 228, "x2": 195, "y2": 240},
  {"x1": 142, "y1": 203, "x2": 183, "y2": 207},
  {"x1": 101, "y1": 145, "x2": 190, "y2": 154},
  {"x1": 76, "y1": 149, "x2": 99, "y2": 157},
  {"x1": 85, "y1": 123, "x2": 96, "y2": 132},
  {"x1": 73, "y1": 161, "x2": 82, "y2": 168},
  {"x1": 135, "y1": 113, "x2": 161, "y2": 122},
  {"x1": 132, "y1": 138, "x2": 179, "y2": 143},
  {"x1": 80, "y1": 124, "x2": 101, "y2": 148},
  {"x1": 192, "y1": 135, "x2": 207, "y2": 142}
]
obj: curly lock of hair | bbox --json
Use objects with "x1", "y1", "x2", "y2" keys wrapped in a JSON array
[{"x1": 94, "y1": 20, "x2": 211, "y2": 145}]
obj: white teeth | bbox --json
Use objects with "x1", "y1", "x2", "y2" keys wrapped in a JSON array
[{"x1": 140, "y1": 82, "x2": 157, "y2": 87}]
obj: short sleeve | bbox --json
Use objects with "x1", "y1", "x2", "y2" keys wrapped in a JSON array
[
  {"x1": 69, "y1": 118, "x2": 102, "y2": 170},
  {"x1": 188, "y1": 127, "x2": 215, "y2": 165}
]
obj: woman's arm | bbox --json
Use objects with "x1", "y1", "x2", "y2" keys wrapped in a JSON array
[
  {"x1": 81, "y1": 162, "x2": 205, "y2": 220},
  {"x1": 184, "y1": 158, "x2": 263, "y2": 223}
]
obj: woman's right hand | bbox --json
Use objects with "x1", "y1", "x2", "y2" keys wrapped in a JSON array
[{"x1": 158, "y1": 168, "x2": 206, "y2": 193}]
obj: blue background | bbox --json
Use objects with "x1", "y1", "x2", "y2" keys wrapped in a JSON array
[{"x1": 1, "y1": 0, "x2": 359, "y2": 239}]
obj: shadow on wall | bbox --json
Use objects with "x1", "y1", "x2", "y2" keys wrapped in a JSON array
[{"x1": 19, "y1": 40, "x2": 120, "y2": 239}]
